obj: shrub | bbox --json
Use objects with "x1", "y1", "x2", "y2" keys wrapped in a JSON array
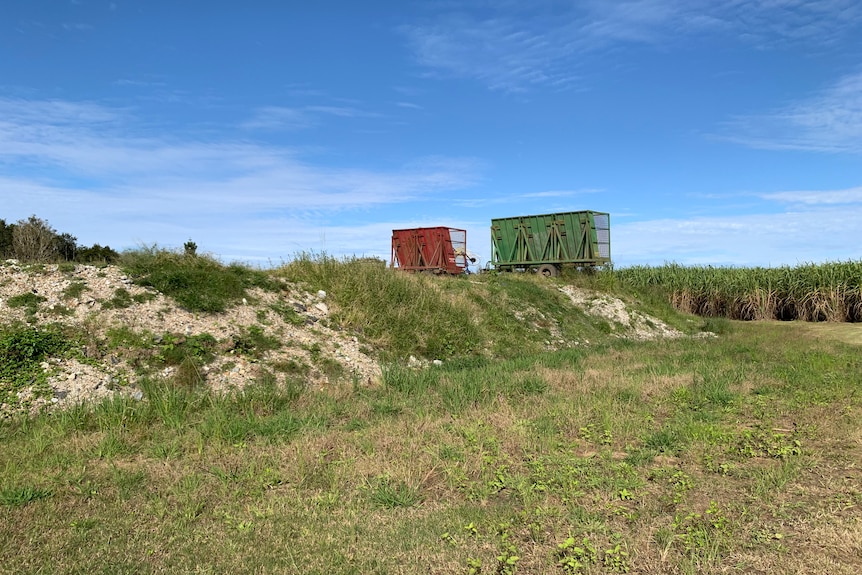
[
  {"x1": 0, "y1": 219, "x2": 14, "y2": 258},
  {"x1": 12, "y1": 215, "x2": 59, "y2": 262},
  {"x1": 0, "y1": 324, "x2": 71, "y2": 402},
  {"x1": 76, "y1": 244, "x2": 120, "y2": 264},
  {"x1": 55, "y1": 233, "x2": 78, "y2": 262}
]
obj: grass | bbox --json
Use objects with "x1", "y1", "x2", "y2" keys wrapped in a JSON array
[
  {"x1": 1, "y1": 320, "x2": 860, "y2": 574},
  {"x1": 277, "y1": 253, "x2": 622, "y2": 360},
  {"x1": 6, "y1": 292, "x2": 47, "y2": 320},
  {"x1": 278, "y1": 253, "x2": 482, "y2": 358},
  {"x1": 120, "y1": 245, "x2": 280, "y2": 313},
  {"x1": 2, "y1": 254, "x2": 862, "y2": 573},
  {"x1": 0, "y1": 485, "x2": 53, "y2": 506}
]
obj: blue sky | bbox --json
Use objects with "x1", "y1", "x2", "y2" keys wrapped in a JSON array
[{"x1": 2, "y1": 0, "x2": 861, "y2": 268}]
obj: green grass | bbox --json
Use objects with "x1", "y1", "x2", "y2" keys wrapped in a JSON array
[
  {"x1": 278, "y1": 253, "x2": 622, "y2": 360},
  {"x1": 0, "y1": 485, "x2": 53, "y2": 506},
  {"x1": 120, "y1": 245, "x2": 280, "y2": 313},
  {"x1": 6, "y1": 292, "x2": 47, "y2": 320},
  {"x1": 278, "y1": 253, "x2": 482, "y2": 358},
  {"x1": 1, "y1": 321, "x2": 860, "y2": 574},
  {"x1": 2, "y1": 255, "x2": 862, "y2": 574}
]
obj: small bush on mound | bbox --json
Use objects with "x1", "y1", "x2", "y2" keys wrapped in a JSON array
[
  {"x1": 232, "y1": 325, "x2": 281, "y2": 359},
  {"x1": 120, "y1": 246, "x2": 279, "y2": 313},
  {"x1": 0, "y1": 324, "x2": 70, "y2": 403},
  {"x1": 0, "y1": 325, "x2": 68, "y2": 372},
  {"x1": 101, "y1": 288, "x2": 134, "y2": 309},
  {"x1": 156, "y1": 333, "x2": 219, "y2": 366}
]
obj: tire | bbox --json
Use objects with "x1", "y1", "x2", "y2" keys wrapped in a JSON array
[{"x1": 537, "y1": 264, "x2": 559, "y2": 277}]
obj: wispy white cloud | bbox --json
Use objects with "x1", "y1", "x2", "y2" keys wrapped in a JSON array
[
  {"x1": 0, "y1": 97, "x2": 481, "y2": 260},
  {"x1": 614, "y1": 207, "x2": 862, "y2": 266},
  {"x1": 582, "y1": 0, "x2": 862, "y2": 46},
  {"x1": 3, "y1": 95, "x2": 858, "y2": 268},
  {"x1": 402, "y1": 0, "x2": 862, "y2": 91},
  {"x1": 113, "y1": 78, "x2": 167, "y2": 88},
  {"x1": 719, "y1": 71, "x2": 862, "y2": 154},
  {"x1": 614, "y1": 183, "x2": 862, "y2": 266},
  {"x1": 240, "y1": 104, "x2": 380, "y2": 131},
  {"x1": 760, "y1": 186, "x2": 862, "y2": 205},
  {"x1": 718, "y1": 0, "x2": 862, "y2": 46},
  {"x1": 522, "y1": 188, "x2": 602, "y2": 198},
  {"x1": 453, "y1": 187, "x2": 599, "y2": 207},
  {"x1": 240, "y1": 106, "x2": 313, "y2": 131},
  {"x1": 304, "y1": 105, "x2": 379, "y2": 118},
  {"x1": 61, "y1": 22, "x2": 93, "y2": 31},
  {"x1": 402, "y1": 14, "x2": 584, "y2": 92},
  {"x1": 0, "y1": 97, "x2": 122, "y2": 126}
]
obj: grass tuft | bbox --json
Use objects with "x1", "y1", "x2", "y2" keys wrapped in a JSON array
[
  {"x1": 120, "y1": 245, "x2": 279, "y2": 312},
  {"x1": 0, "y1": 486, "x2": 53, "y2": 506}
]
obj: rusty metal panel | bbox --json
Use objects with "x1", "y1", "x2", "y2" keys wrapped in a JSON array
[{"x1": 391, "y1": 227, "x2": 468, "y2": 274}]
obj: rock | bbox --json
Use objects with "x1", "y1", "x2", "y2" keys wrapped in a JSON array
[
  {"x1": 314, "y1": 302, "x2": 329, "y2": 315},
  {"x1": 317, "y1": 290, "x2": 327, "y2": 299},
  {"x1": 432, "y1": 359, "x2": 443, "y2": 366}
]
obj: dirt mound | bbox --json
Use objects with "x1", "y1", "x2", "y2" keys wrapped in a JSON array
[
  {"x1": 1, "y1": 261, "x2": 699, "y2": 417},
  {"x1": 0, "y1": 261, "x2": 381, "y2": 416}
]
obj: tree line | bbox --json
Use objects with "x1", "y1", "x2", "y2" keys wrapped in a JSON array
[{"x1": 0, "y1": 215, "x2": 120, "y2": 264}]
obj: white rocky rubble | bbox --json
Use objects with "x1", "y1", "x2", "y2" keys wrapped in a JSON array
[{"x1": 0, "y1": 260, "x2": 381, "y2": 416}]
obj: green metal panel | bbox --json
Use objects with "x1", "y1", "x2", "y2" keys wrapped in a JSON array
[{"x1": 490, "y1": 211, "x2": 611, "y2": 268}]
